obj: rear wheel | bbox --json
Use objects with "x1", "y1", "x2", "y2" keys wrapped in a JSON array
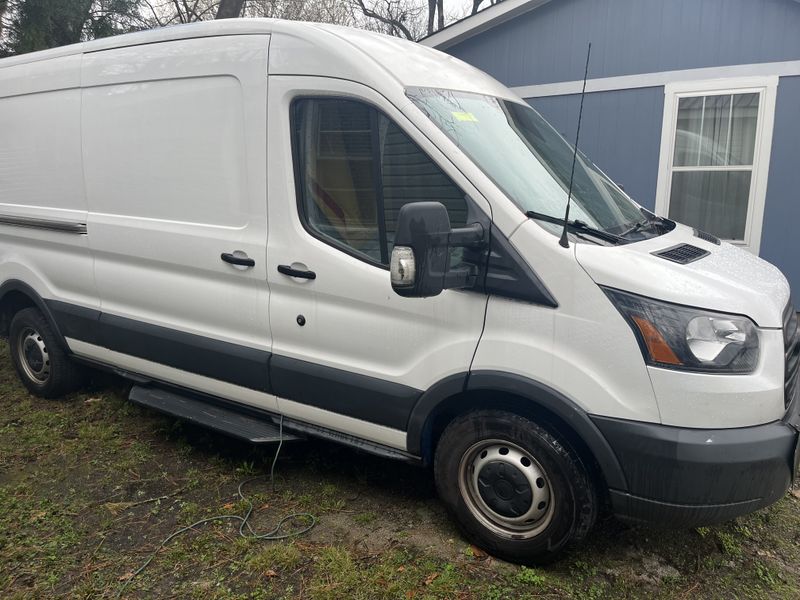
[
  {"x1": 434, "y1": 410, "x2": 597, "y2": 564},
  {"x1": 9, "y1": 307, "x2": 85, "y2": 398}
]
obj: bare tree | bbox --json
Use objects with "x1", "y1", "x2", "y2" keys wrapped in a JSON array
[
  {"x1": 0, "y1": 0, "x2": 7, "y2": 38},
  {"x1": 426, "y1": 0, "x2": 434, "y2": 34},
  {"x1": 353, "y1": 0, "x2": 413, "y2": 39},
  {"x1": 0, "y1": 0, "x2": 9, "y2": 56},
  {"x1": 352, "y1": 0, "x2": 426, "y2": 40},
  {"x1": 243, "y1": 0, "x2": 357, "y2": 25},
  {"x1": 471, "y1": 0, "x2": 503, "y2": 15},
  {"x1": 356, "y1": 0, "x2": 468, "y2": 39},
  {"x1": 135, "y1": 0, "x2": 224, "y2": 25}
]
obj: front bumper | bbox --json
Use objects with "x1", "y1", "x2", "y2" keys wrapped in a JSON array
[{"x1": 591, "y1": 392, "x2": 799, "y2": 527}]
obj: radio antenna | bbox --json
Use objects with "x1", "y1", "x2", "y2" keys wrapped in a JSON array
[{"x1": 559, "y1": 42, "x2": 592, "y2": 249}]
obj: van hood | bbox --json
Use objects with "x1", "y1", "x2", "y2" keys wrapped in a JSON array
[{"x1": 575, "y1": 223, "x2": 790, "y2": 328}]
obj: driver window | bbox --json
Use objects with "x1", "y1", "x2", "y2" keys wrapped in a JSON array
[{"x1": 292, "y1": 97, "x2": 467, "y2": 266}]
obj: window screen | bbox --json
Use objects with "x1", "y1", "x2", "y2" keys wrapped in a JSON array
[{"x1": 292, "y1": 98, "x2": 467, "y2": 265}]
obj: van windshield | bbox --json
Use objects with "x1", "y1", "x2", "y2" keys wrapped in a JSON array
[{"x1": 407, "y1": 88, "x2": 657, "y2": 239}]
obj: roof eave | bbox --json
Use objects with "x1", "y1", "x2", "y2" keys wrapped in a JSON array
[{"x1": 419, "y1": 0, "x2": 551, "y2": 50}]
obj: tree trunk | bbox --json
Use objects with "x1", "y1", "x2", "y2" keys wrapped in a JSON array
[
  {"x1": 471, "y1": 0, "x2": 483, "y2": 14},
  {"x1": 427, "y1": 0, "x2": 435, "y2": 34},
  {"x1": 436, "y1": 0, "x2": 443, "y2": 31},
  {"x1": 216, "y1": 0, "x2": 246, "y2": 19}
]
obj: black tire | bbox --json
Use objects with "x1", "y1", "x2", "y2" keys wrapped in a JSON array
[
  {"x1": 434, "y1": 410, "x2": 597, "y2": 564},
  {"x1": 8, "y1": 307, "x2": 85, "y2": 398}
]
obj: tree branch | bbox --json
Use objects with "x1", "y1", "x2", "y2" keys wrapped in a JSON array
[
  {"x1": 354, "y1": 0, "x2": 413, "y2": 40},
  {"x1": 141, "y1": 0, "x2": 165, "y2": 27},
  {"x1": 172, "y1": 0, "x2": 186, "y2": 23}
]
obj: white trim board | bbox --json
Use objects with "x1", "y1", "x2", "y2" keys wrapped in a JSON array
[
  {"x1": 419, "y1": 0, "x2": 551, "y2": 50},
  {"x1": 510, "y1": 60, "x2": 800, "y2": 99}
]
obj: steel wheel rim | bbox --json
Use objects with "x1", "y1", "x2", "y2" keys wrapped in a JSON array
[
  {"x1": 458, "y1": 439, "x2": 555, "y2": 539},
  {"x1": 17, "y1": 326, "x2": 50, "y2": 384}
]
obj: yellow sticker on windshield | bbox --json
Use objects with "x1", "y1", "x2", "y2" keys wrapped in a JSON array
[{"x1": 452, "y1": 111, "x2": 478, "y2": 122}]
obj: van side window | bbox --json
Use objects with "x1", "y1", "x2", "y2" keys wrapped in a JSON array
[{"x1": 292, "y1": 98, "x2": 467, "y2": 266}]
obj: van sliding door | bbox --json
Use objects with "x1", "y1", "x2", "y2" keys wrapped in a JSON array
[{"x1": 75, "y1": 35, "x2": 276, "y2": 411}]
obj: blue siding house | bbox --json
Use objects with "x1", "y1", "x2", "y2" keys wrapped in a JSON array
[{"x1": 421, "y1": 0, "x2": 800, "y2": 291}]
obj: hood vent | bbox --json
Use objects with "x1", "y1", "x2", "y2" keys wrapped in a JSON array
[
  {"x1": 652, "y1": 244, "x2": 709, "y2": 265},
  {"x1": 693, "y1": 228, "x2": 721, "y2": 245}
]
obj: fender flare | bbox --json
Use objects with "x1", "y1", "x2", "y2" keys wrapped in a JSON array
[
  {"x1": 0, "y1": 279, "x2": 69, "y2": 349},
  {"x1": 406, "y1": 370, "x2": 628, "y2": 491}
]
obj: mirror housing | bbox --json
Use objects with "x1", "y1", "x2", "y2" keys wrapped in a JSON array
[{"x1": 390, "y1": 201, "x2": 485, "y2": 298}]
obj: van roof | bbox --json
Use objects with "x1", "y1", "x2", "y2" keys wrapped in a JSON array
[{"x1": 0, "y1": 19, "x2": 516, "y2": 101}]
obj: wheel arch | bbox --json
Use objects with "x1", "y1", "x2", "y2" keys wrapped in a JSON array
[
  {"x1": 0, "y1": 280, "x2": 67, "y2": 349},
  {"x1": 406, "y1": 370, "x2": 628, "y2": 492}
]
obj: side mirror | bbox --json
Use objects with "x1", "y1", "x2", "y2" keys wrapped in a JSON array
[{"x1": 390, "y1": 202, "x2": 485, "y2": 298}]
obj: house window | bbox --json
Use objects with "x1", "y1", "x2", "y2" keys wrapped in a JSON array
[{"x1": 655, "y1": 77, "x2": 777, "y2": 252}]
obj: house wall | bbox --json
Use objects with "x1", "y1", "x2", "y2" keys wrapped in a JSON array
[
  {"x1": 443, "y1": 0, "x2": 800, "y2": 293},
  {"x1": 528, "y1": 87, "x2": 664, "y2": 210},
  {"x1": 447, "y1": 0, "x2": 800, "y2": 87}
]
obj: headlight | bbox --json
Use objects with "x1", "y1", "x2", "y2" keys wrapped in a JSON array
[{"x1": 603, "y1": 288, "x2": 759, "y2": 373}]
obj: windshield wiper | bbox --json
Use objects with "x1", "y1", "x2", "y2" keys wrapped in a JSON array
[
  {"x1": 525, "y1": 210, "x2": 624, "y2": 244},
  {"x1": 620, "y1": 211, "x2": 670, "y2": 238},
  {"x1": 620, "y1": 219, "x2": 649, "y2": 237}
]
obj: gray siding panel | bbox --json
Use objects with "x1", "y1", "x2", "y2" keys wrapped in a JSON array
[
  {"x1": 759, "y1": 75, "x2": 800, "y2": 293},
  {"x1": 530, "y1": 86, "x2": 664, "y2": 209},
  {"x1": 448, "y1": 0, "x2": 800, "y2": 87}
]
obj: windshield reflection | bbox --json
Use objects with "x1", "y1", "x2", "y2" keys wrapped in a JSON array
[{"x1": 407, "y1": 87, "x2": 656, "y2": 239}]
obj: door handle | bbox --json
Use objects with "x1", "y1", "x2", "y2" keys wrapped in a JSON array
[
  {"x1": 278, "y1": 264, "x2": 316, "y2": 280},
  {"x1": 221, "y1": 252, "x2": 255, "y2": 267}
]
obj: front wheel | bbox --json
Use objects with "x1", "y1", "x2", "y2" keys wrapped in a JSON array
[{"x1": 434, "y1": 410, "x2": 597, "y2": 564}]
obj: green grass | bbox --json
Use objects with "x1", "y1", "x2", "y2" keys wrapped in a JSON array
[{"x1": 0, "y1": 339, "x2": 798, "y2": 599}]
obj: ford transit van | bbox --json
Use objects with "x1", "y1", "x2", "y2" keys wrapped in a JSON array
[{"x1": 0, "y1": 19, "x2": 797, "y2": 563}]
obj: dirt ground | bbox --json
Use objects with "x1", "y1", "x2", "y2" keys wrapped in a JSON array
[{"x1": 1, "y1": 341, "x2": 799, "y2": 599}]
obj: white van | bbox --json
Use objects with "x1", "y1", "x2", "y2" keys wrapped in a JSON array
[{"x1": 0, "y1": 19, "x2": 797, "y2": 564}]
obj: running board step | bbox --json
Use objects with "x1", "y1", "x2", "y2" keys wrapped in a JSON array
[{"x1": 128, "y1": 385, "x2": 300, "y2": 444}]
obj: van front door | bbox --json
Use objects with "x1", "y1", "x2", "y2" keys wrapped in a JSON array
[{"x1": 266, "y1": 77, "x2": 490, "y2": 450}]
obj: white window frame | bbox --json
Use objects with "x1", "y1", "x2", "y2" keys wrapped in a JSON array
[{"x1": 654, "y1": 76, "x2": 778, "y2": 254}]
